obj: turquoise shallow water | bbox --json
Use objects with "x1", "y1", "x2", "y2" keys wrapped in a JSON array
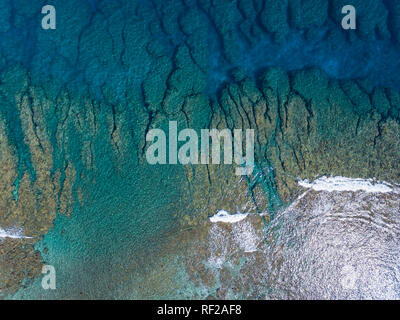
[{"x1": 13, "y1": 159, "x2": 188, "y2": 299}]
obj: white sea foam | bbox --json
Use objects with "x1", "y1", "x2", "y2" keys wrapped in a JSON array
[
  {"x1": 209, "y1": 210, "x2": 249, "y2": 223},
  {"x1": 207, "y1": 214, "x2": 260, "y2": 269},
  {"x1": 0, "y1": 227, "x2": 32, "y2": 239},
  {"x1": 298, "y1": 176, "x2": 395, "y2": 193},
  {"x1": 233, "y1": 220, "x2": 259, "y2": 253}
]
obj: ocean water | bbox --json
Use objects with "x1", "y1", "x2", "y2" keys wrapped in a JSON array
[
  {"x1": 1, "y1": 0, "x2": 400, "y2": 299},
  {"x1": 13, "y1": 161, "x2": 190, "y2": 299},
  {"x1": 1, "y1": 0, "x2": 400, "y2": 96}
]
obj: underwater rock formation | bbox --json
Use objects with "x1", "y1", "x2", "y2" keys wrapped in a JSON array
[{"x1": 1, "y1": 63, "x2": 400, "y2": 298}]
